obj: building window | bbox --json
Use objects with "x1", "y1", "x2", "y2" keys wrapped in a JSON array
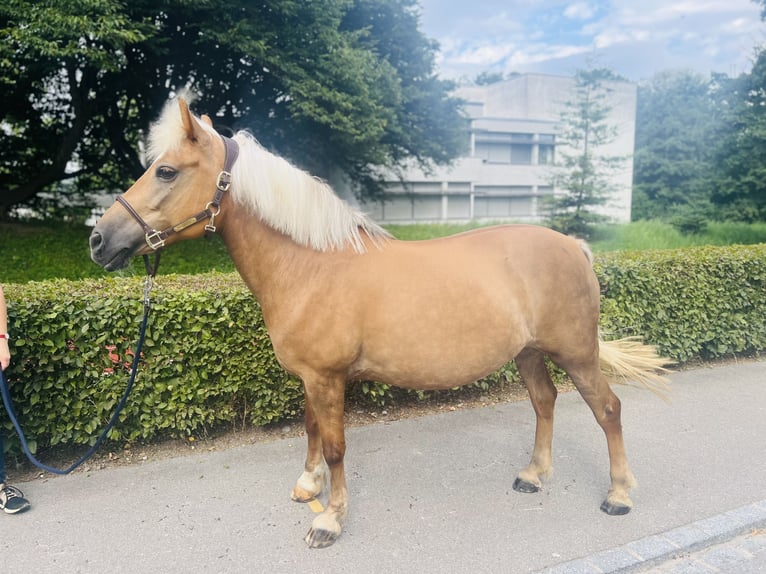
[
  {"x1": 539, "y1": 144, "x2": 555, "y2": 165},
  {"x1": 362, "y1": 199, "x2": 384, "y2": 220},
  {"x1": 474, "y1": 132, "x2": 553, "y2": 165},
  {"x1": 510, "y1": 144, "x2": 532, "y2": 165},
  {"x1": 383, "y1": 197, "x2": 414, "y2": 220},
  {"x1": 475, "y1": 141, "x2": 511, "y2": 163},
  {"x1": 474, "y1": 196, "x2": 533, "y2": 218},
  {"x1": 413, "y1": 196, "x2": 442, "y2": 219},
  {"x1": 510, "y1": 197, "x2": 533, "y2": 216},
  {"x1": 446, "y1": 195, "x2": 471, "y2": 219}
]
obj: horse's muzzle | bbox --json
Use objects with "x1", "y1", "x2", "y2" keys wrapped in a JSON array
[{"x1": 89, "y1": 228, "x2": 133, "y2": 271}]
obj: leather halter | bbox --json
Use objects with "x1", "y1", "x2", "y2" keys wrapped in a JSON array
[{"x1": 116, "y1": 134, "x2": 240, "y2": 251}]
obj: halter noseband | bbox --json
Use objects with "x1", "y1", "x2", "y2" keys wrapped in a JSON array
[{"x1": 116, "y1": 134, "x2": 240, "y2": 251}]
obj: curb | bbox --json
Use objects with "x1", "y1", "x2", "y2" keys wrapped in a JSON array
[{"x1": 537, "y1": 499, "x2": 766, "y2": 573}]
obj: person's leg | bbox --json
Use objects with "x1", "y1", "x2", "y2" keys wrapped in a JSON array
[
  {"x1": 0, "y1": 431, "x2": 6, "y2": 487},
  {"x1": 0, "y1": 432, "x2": 30, "y2": 514}
]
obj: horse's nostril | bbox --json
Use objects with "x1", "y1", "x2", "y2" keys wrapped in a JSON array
[{"x1": 89, "y1": 230, "x2": 103, "y2": 252}]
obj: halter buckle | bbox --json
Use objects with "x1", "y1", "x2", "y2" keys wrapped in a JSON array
[
  {"x1": 216, "y1": 170, "x2": 232, "y2": 192},
  {"x1": 145, "y1": 230, "x2": 166, "y2": 251}
]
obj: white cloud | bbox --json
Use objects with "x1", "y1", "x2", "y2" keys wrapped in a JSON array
[
  {"x1": 722, "y1": 17, "x2": 751, "y2": 33},
  {"x1": 452, "y1": 43, "x2": 517, "y2": 66},
  {"x1": 564, "y1": 1, "x2": 596, "y2": 20},
  {"x1": 420, "y1": 0, "x2": 766, "y2": 81},
  {"x1": 506, "y1": 44, "x2": 593, "y2": 68},
  {"x1": 613, "y1": 0, "x2": 753, "y2": 27},
  {"x1": 593, "y1": 29, "x2": 651, "y2": 50}
]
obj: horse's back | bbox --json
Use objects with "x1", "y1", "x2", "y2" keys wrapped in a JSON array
[{"x1": 373, "y1": 225, "x2": 596, "y2": 303}]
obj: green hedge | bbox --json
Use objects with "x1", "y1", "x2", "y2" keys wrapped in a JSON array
[
  {"x1": 3, "y1": 274, "x2": 303, "y2": 451},
  {"x1": 596, "y1": 245, "x2": 766, "y2": 362},
  {"x1": 2, "y1": 244, "x2": 765, "y2": 454}
]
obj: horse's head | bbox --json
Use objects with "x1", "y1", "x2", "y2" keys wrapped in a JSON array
[{"x1": 90, "y1": 97, "x2": 236, "y2": 271}]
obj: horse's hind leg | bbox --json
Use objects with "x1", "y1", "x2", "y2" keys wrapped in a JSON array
[
  {"x1": 558, "y1": 353, "x2": 637, "y2": 515},
  {"x1": 291, "y1": 397, "x2": 327, "y2": 503},
  {"x1": 513, "y1": 348, "x2": 557, "y2": 494}
]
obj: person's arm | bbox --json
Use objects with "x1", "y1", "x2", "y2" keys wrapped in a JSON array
[{"x1": 0, "y1": 286, "x2": 10, "y2": 371}]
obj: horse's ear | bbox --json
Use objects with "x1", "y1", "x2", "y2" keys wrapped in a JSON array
[
  {"x1": 178, "y1": 97, "x2": 208, "y2": 144},
  {"x1": 201, "y1": 114, "x2": 213, "y2": 127}
]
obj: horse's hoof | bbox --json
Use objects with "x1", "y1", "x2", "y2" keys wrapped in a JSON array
[
  {"x1": 305, "y1": 527, "x2": 339, "y2": 549},
  {"x1": 291, "y1": 486, "x2": 315, "y2": 503},
  {"x1": 600, "y1": 499, "x2": 631, "y2": 515},
  {"x1": 305, "y1": 511, "x2": 343, "y2": 548},
  {"x1": 291, "y1": 467, "x2": 326, "y2": 503},
  {"x1": 512, "y1": 477, "x2": 540, "y2": 494}
]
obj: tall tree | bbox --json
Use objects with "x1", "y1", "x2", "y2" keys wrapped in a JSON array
[
  {"x1": 0, "y1": 0, "x2": 464, "y2": 219},
  {"x1": 0, "y1": 0, "x2": 151, "y2": 219},
  {"x1": 631, "y1": 70, "x2": 722, "y2": 221},
  {"x1": 545, "y1": 67, "x2": 627, "y2": 239},
  {"x1": 709, "y1": 48, "x2": 766, "y2": 222}
]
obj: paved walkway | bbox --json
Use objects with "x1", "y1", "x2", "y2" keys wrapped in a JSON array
[
  {"x1": 2, "y1": 360, "x2": 765, "y2": 573},
  {"x1": 542, "y1": 500, "x2": 766, "y2": 573}
]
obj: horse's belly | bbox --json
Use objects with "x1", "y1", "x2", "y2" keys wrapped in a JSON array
[
  {"x1": 352, "y1": 296, "x2": 527, "y2": 390},
  {"x1": 353, "y1": 341, "x2": 517, "y2": 390}
]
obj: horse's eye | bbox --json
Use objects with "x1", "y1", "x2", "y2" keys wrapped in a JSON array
[{"x1": 156, "y1": 166, "x2": 178, "y2": 181}]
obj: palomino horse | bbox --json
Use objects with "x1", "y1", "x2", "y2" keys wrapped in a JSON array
[{"x1": 90, "y1": 96, "x2": 668, "y2": 548}]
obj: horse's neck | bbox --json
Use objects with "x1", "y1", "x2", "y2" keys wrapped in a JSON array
[{"x1": 219, "y1": 206, "x2": 332, "y2": 323}]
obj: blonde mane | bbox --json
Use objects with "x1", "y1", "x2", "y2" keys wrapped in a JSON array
[
  {"x1": 146, "y1": 96, "x2": 391, "y2": 253},
  {"x1": 229, "y1": 132, "x2": 391, "y2": 253}
]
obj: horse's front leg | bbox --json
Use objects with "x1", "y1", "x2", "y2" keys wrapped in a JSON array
[
  {"x1": 301, "y1": 375, "x2": 348, "y2": 549},
  {"x1": 291, "y1": 398, "x2": 327, "y2": 503}
]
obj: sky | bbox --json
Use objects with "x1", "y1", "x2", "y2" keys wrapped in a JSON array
[{"x1": 418, "y1": 0, "x2": 766, "y2": 82}]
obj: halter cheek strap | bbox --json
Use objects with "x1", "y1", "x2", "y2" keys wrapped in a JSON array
[{"x1": 116, "y1": 134, "x2": 240, "y2": 251}]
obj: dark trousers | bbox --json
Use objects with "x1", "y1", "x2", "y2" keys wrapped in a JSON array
[{"x1": 0, "y1": 432, "x2": 5, "y2": 484}]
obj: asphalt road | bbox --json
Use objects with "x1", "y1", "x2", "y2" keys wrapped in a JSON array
[{"x1": 2, "y1": 360, "x2": 765, "y2": 573}]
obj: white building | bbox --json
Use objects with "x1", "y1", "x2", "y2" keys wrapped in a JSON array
[{"x1": 359, "y1": 73, "x2": 637, "y2": 224}]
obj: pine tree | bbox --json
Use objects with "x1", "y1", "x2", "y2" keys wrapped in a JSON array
[{"x1": 546, "y1": 68, "x2": 627, "y2": 239}]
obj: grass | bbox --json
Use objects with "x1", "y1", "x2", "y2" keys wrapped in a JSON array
[
  {"x1": 589, "y1": 220, "x2": 766, "y2": 252},
  {"x1": 1, "y1": 222, "x2": 235, "y2": 284},
  {"x1": 3, "y1": 219, "x2": 765, "y2": 283},
  {"x1": 387, "y1": 220, "x2": 766, "y2": 252},
  {"x1": 384, "y1": 221, "x2": 493, "y2": 241}
]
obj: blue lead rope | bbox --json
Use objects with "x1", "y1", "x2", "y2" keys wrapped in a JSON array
[{"x1": 0, "y1": 260, "x2": 156, "y2": 475}]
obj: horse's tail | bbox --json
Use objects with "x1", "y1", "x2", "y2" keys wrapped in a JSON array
[{"x1": 598, "y1": 336, "x2": 672, "y2": 401}]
